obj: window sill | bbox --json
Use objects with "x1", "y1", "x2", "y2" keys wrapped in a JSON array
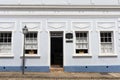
[
  {"x1": 20, "y1": 54, "x2": 40, "y2": 58},
  {"x1": 98, "y1": 54, "x2": 117, "y2": 57},
  {"x1": 72, "y1": 54, "x2": 92, "y2": 57},
  {"x1": 0, "y1": 54, "x2": 14, "y2": 58}
]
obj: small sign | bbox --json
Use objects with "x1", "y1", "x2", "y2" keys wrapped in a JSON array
[
  {"x1": 66, "y1": 33, "x2": 73, "y2": 39},
  {"x1": 66, "y1": 40, "x2": 73, "y2": 43}
]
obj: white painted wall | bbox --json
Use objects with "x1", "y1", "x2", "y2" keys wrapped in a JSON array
[
  {"x1": 0, "y1": 0, "x2": 119, "y2": 5},
  {"x1": 0, "y1": 13, "x2": 119, "y2": 67}
]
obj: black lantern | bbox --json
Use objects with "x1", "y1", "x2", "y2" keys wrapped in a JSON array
[
  {"x1": 22, "y1": 25, "x2": 28, "y2": 35},
  {"x1": 22, "y1": 25, "x2": 28, "y2": 75}
]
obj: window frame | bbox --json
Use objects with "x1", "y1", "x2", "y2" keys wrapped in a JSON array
[
  {"x1": 73, "y1": 31, "x2": 92, "y2": 57},
  {"x1": 25, "y1": 32, "x2": 38, "y2": 54},
  {"x1": 98, "y1": 30, "x2": 117, "y2": 57},
  {"x1": 0, "y1": 31, "x2": 14, "y2": 57},
  {"x1": 100, "y1": 31, "x2": 113, "y2": 53},
  {"x1": 21, "y1": 31, "x2": 40, "y2": 57}
]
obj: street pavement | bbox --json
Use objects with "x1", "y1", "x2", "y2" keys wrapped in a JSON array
[{"x1": 0, "y1": 71, "x2": 120, "y2": 80}]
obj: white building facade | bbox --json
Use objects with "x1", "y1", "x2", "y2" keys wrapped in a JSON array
[{"x1": 0, "y1": 0, "x2": 120, "y2": 72}]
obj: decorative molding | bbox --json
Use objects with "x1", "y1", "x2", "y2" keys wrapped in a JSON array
[
  {"x1": 0, "y1": 22, "x2": 14, "y2": 29},
  {"x1": 22, "y1": 22, "x2": 40, "y2": 29},
  {"x1": 1, "y1": 11, "x2": 120, "y2": 16},
  {"x1": 72, "y1": 22, "x2": 91, "y2": 29},
  {"x1": 97, "y1": 22, "x2": 115, "y2": 29},
  {"x1": 1, "y1": 5, "x2": 120, "y2": 9},
  {"x1": 48, "y1": 22, "x2": 65, "y2": 29}
]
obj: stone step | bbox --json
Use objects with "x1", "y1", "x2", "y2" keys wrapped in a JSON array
[{"x1": 50, "y1": 68, "x2": 64, "y2": 72}]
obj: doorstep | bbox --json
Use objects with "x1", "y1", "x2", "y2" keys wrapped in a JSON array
[{"x1": 50, "y1": 65, "x2": 64, "y2": 72}]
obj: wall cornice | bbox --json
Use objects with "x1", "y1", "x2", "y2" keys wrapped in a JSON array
[
  {"x1": 1, "y1": 5, "x2": 120, "y2": 9},
  {"x1": 0, "y1": 10, "x2": 120, "y2": 16}
]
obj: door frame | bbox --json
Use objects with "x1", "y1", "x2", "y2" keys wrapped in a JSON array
[{"x1": 48, "y1": 31, "x2": 65, "y2": 69}]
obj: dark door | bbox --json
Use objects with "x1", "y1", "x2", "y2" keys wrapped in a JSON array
[{"x1": 50, "y1": 32, "x2": 63, "y2": 68}]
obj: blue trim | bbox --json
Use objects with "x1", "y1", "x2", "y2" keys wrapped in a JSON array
[
  {"x1": 64, "y1": 66, "x2": 120, "y2": 72},
  {"x1": 0, "y1": 66, "x2": 49, "y2": 72},
  {"x1": 1, "y1": 66, "x2": 120, "y2": 72}
]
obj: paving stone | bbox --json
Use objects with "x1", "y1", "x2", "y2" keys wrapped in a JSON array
[{"x1": 0, "y1": 72, "x2": 120, "y2": 80}]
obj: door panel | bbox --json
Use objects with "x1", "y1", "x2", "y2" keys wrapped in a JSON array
[{"x1": 50, "y1": 32, "x2": 63, "y2": 67}]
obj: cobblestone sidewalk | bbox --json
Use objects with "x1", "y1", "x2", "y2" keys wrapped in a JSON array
[{"x1": 0, "y1": 72, "x2": 120, "y2": 80}]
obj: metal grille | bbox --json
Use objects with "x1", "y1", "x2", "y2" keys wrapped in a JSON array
[
  {"x1": 0, "y1": 32, "x2": 12, "y2": 54},
  {"x1": 25, "y1": 32, "x2": 38, "y2": 54},
  {"x1": 100, "y1": 31, "x2": 113, "y2": 53},
  {"x1": 75, "y1": 31, "x2": 88, "y2": 54}
]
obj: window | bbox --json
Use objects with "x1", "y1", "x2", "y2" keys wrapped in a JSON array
[
  {"x1": 75, "y1": 31, "x2": 89, "y2": 54},
  {"x1": 100, "y1": 31, "x2": 113, "y2": 54},
  {"x1": 25, "y1": 32, "x2": 38, "y2": 55},
  {"x1": 0, "y1": 32, "x2": 12, "y2": 54}
]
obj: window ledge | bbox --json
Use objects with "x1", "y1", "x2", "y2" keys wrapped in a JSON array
[
  {"x1": 98, "y1": 54, "x2": 117, "y2": 57},
  {"x1": 20, "y1": 54, "x2": 40, "y2": 58},
  {"x1": 0, "y1": 54, "x2": 14, "y2": 58},
  {"x1": 73, "y1": 54, "x2": 92, "y2": 57}
]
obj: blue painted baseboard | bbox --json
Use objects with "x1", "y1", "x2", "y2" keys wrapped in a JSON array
[
  {"x1": 0, "y1": 66, "x2": 49, "y2": 72},
  {"x1": 1, "y1": 66, "x2": 120, "y2": 72},
  {"x1": 64, "y1": 66, "x2": 120, "y2": 72}
]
